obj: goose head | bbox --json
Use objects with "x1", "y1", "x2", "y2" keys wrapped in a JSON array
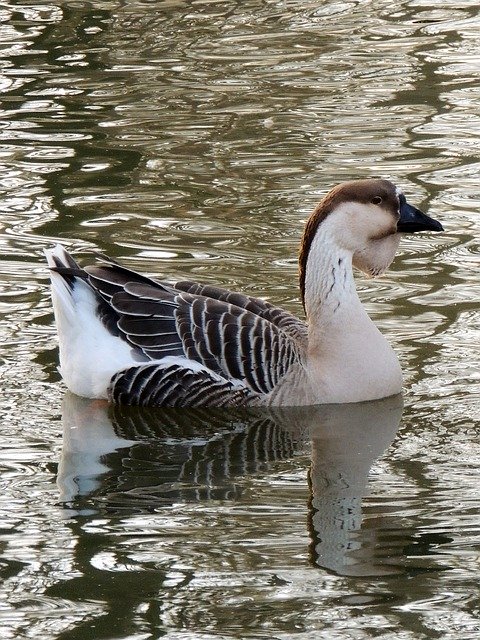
[{"x1": 299, "y1": 178, "x2": 443, "y2": 308}]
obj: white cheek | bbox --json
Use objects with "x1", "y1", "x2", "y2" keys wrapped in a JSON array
[{"x1": 353, "y1": 233, "x2": 401, "y2": 277}]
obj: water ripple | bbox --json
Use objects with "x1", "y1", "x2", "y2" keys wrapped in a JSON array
[{"x1": 0, "y1": 1, "x2": 479, "y2": 639}]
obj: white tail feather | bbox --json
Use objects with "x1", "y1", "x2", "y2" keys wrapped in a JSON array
[{"x1": 45, "y1": 245, "x2": 142, "y2": 399}]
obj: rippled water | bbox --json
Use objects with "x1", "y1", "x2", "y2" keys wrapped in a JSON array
[{"x1": 0, "y1": 1, "x2": 479, "y2": 638}]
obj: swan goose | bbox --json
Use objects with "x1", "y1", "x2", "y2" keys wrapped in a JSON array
[{"x1": 45, "y1": 178, "x2": 443, "y2": 407}]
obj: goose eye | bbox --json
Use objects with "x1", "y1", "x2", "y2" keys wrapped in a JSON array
[{"x1": 371, "y1": 196, "x2": 383, "y2": 205}]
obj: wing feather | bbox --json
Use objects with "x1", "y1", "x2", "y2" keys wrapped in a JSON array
[
  {"x1": 109, "y1": 362, "x2": 258, "y2": 407},
  {"x1": 109, "y1": 283, "x2": 302, "y2": 395},
  {"x1": 75, "y1": 257, "x2": 306, "y2": 397},
  {"x1": 173, "y1": 280, "x2": 308, "y2": 344}
]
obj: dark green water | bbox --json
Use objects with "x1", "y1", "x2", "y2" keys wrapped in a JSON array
[{"x1": 0, "y1": 1, "x2": 479, "y2": 638}]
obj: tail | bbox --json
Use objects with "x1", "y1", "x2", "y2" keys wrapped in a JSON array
[
  {"x1": 45, "y1": 245, "x2": 140, "y2": 399},
  {"x1": 44, "y1": 244, "x2": 83, "y2": 326}
]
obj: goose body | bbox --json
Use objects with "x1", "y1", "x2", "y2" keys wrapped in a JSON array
[{"x1": 45, "y1": 179, "x2": 442, "y2": 407}]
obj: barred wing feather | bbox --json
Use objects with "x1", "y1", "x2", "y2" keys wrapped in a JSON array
[
  {"x1": 81, "y1": 260, "x2": 306, "y2": 395},
  {"x1": 110, "y1": 282, "x2": 301, "y2": 395},
  {"x1": 85, "y1": 262, "x2": 307, "y2": 346},
  {"x1": 172, "y1": 280, "x2": 308, "y2": 346},
  {"x1": 109, "y1": 361, "x2": 258, "y2": 407}
]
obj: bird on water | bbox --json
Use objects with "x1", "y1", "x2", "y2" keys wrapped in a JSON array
[{"x1": 45, "y1": 178, "x2": 443, "y2": 408}]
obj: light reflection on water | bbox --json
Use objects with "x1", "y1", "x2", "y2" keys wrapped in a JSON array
[{"x1": 0, "y1": 0, "x2": 479, "y2": 638}]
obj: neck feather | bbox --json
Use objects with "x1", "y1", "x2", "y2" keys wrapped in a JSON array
[
  {"x1": 299, "y1": 200, "x2": 331, "y2": 310},
  {"x1": 303, "y1": 224, "x2": 358, "y2": 324}
]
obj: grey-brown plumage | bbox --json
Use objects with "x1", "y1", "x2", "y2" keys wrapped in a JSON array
[
  {"x1": 109, "y1": 362, "x2": 258, "y2": 407},
  {"x1": 55, "y1": 253, "x2": 307, "y2": 406}
]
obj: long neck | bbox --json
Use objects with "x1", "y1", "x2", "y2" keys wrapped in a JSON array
[
  {"x1": 303, "y1": 225, "x2": 365, "y2": 350},
  {"x1": 299, "y1": 217, "x2": 403, "y2": 403}
]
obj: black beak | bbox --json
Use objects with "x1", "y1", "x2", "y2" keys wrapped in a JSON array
[{"x1": 397, "y1": 194, "x2": 443, "y2": 233}]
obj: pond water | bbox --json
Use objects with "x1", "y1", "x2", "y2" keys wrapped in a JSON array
[{"x1": 0, "y1": 0, "x2": 479, "y2": 638}]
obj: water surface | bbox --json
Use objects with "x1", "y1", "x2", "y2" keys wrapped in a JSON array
[{"x1": 0, "y1": 1, "x2": 479, "y2": 638}]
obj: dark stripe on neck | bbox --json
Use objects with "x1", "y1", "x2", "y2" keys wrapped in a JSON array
[{"x1": 298, "y1": 195, "x2": 337, "y2": 311}]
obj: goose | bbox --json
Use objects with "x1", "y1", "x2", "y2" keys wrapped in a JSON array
[{"x1": 45, "y1": 178, "x2": 443, "y2": 407}]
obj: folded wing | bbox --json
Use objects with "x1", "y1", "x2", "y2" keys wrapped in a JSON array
[{"x1": 85, "y1": 259, "x2": 306, "y2": 398}]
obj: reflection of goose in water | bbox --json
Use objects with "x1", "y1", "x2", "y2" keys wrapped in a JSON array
[
  {"x1": 57, "y1": 393, "x2": 306, "y2": 507},
  {"x1": 306, "y1": 396, "x2": 404, "y2": 576},
  {"x1": 57, "y1": 392, "x2": 404, "y2": 575}
]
